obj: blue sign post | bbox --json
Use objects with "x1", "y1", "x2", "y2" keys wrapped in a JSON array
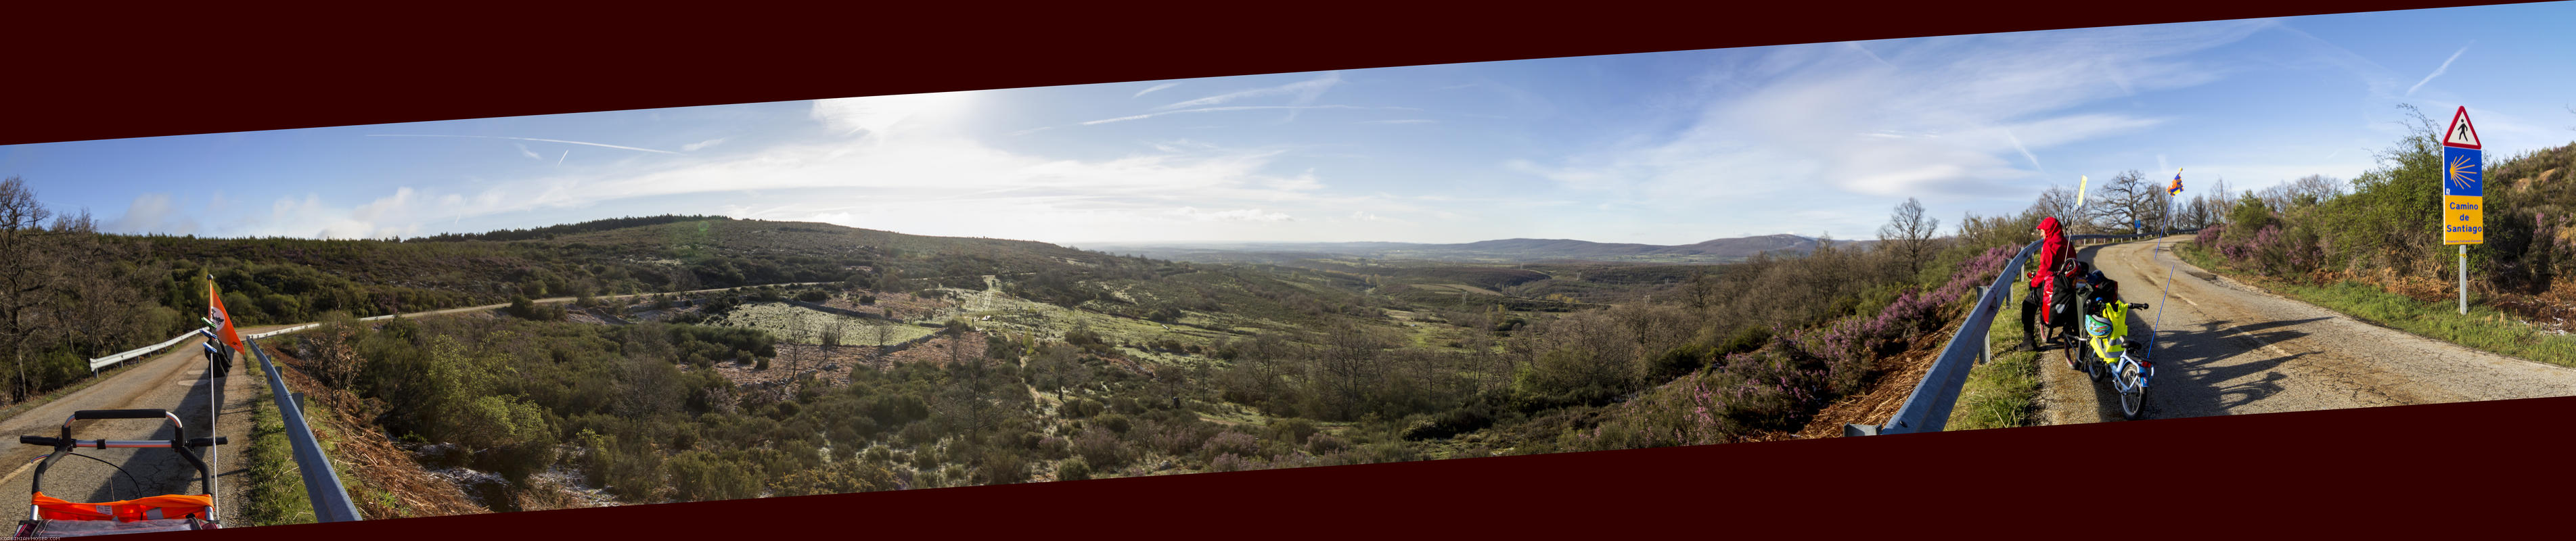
[{"x1": 2442, "y1": 106, "x2": 2482, "y2": 314}]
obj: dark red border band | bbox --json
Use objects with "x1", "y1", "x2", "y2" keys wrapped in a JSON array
[{"x1": 14, "y1": 1, "x2": 2567, "y2": 538}]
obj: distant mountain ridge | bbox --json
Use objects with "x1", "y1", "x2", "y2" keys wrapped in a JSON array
[{"x1": 1081, "y1": 233, "x2": 1878, "y2": 264}]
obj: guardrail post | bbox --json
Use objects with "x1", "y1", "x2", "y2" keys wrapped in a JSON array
[{"x1": 1974, "y1": 285, "x2": 1991, "y2": 366}]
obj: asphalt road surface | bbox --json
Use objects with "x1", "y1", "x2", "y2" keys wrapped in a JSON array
[
  {"x1": 2034, "y1": 236, "x2": 2576, "y2": 425},
  {"x1": 0, "y1": 325, "x2": 268, "y2": 525},
  {"x1": 0, "y1": 281, "x2": 829, "y2": 525}
]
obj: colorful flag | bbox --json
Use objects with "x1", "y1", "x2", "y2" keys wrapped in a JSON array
[
  {"x1": 206, "y1": 277, "x2": 248, "y2": 354},
  {"x1": 2168, "y1": 169, "x2": 2184, "y2": 195}
]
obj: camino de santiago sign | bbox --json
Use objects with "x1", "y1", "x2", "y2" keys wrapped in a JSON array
[{"x1": 2443, "y1": 106, "x2": 2483, "y2": 245}]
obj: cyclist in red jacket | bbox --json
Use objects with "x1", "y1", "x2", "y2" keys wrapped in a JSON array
[{"x1": 2020, "y1": 216, "x2": 2071, "y2": 350}]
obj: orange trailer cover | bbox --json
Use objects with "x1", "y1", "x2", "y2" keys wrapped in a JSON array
[{"x1": 31, "y1": 492, "x2": 212, "y2": 522}]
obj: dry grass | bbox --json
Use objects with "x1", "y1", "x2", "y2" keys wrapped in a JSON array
[
  {"x1": 1780, "y1": 330, "x2": 1953, "y2": 440},
  {"x1": 266, "y1": 349, "x2": 489, "y2": 519}
]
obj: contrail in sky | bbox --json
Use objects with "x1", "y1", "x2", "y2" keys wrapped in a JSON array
[{"x1": 2405, "y1": 44, "x2": 2469, "y2": 97}]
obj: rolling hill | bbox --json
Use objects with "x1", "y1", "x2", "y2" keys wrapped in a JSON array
[{"x1": 1080, "y1": 234, "x2": 1880, "y2": 264}]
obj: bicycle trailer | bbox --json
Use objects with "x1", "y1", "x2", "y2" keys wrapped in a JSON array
[{"x1": 14, "y1": 408, "x2": 227, "y2": 537}]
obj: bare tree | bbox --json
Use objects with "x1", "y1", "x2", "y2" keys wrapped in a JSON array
[
  {"x1": 2194, "y1": 177, "x2": 2234, "y2": 227},
  {"x1": 2092, "y1": 170, "x2": 2162, "y2": 234},
  {"x1": 1877, "y1": 197, "x2": 1941, "y2": 278},
  {"x1": 2025, "y1": 185, "x2": 2078, "y2": 229},
  {"x1": 872, "y1": 321, "x2": 896, "y2": 364},
  {"x1": 1315, "y1": 322, "x2": 1386, "y2": 420},
  {"x1": 307, "y1": 310, "x2": 366, "y2": 389},
  {"x1": 2284, "y1": 174, "x2": 2347, "y2": 208},
  {"x1": 0, "y1": 177, "x2": 62, "y2": 402}
]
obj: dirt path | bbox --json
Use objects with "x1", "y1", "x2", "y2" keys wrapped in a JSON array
[{"x1": 2033, "y1": 237, "x2": 2576, "y2": 425}]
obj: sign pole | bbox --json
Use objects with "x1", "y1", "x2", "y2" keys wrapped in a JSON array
[{"x1": 2439, "y1": 105, "x2": 2483, "y2": 315}]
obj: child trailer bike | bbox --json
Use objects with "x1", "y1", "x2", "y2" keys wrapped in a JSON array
[
  {"x1": 2077, "y1": 301, "x2": 2156, "y2": 421},
  {"x1": 13, "y1": 408, "x2": 227, "y2": 537}
]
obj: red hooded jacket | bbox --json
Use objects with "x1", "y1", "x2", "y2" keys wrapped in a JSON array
[{"x1": 2029, "y1": 216, "x2": 2068, "y2": 289}]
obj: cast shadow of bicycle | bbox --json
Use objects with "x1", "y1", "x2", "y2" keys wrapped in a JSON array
[
  {"x1": 44, "y1": 355, "x2": 234, "y2": 504},
  {"x1": 2067, "y1": 316, "x2": 2328, "y2": 423}
]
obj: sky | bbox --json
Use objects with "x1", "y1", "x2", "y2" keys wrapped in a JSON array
[{"x1": 5, "y1": 3, "x2": 2575, "y2": 248}]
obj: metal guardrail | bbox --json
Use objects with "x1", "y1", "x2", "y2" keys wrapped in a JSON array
[
  {"x1": 244, "y1": 334, "x2": 364, "y2": 523},
  {"x1": 83, "y1": 314, "x2": 401, "y2": 373},
  {"x1": 1847, "y1": 230, "x2": 2184, "y2": 436},
  {"x1": 86, "y1": 331, "x2": 195, "y2": 373}
]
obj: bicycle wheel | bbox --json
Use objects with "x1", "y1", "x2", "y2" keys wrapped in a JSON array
[
  {"x1": 2060, "y1": 333, "x2": 2083, "y2": 372},
  {"x1": 2118, "y1": 363, "x2": 2148, "y2": 420}
]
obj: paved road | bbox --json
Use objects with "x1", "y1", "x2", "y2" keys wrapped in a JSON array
[
  {"x1": 2034, "y1": 237, "x2": 2576, "y2": 425},
  {"x1": 0, "y1": 325, "x2": 271, "y2": 525},
  {"x1": 0, "y1": 281, "x2": 830, "y2": 525}
]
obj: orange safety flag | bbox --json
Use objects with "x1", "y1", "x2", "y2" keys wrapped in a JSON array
[
  {"x1": 31, "y1": 492, "x2": 213, "y2": 521},
  {"x1": 206, "y1": 279, "x2": 248, "y2": 354}
]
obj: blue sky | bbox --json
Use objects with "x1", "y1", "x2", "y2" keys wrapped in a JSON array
[{"x1": 5, "y1": 3, "x2": 2574, "y2": 247}]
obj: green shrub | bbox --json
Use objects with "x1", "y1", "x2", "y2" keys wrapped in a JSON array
[{"x1": 1056, "y1": 457, "x2": 1093, "y2": 481}]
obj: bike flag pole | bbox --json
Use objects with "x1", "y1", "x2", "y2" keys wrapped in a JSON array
[{"x1": 2152, "y1": 168, "x2": 2181, "y2": 335}]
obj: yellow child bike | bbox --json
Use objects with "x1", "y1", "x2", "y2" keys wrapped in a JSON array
[{"x1": 2077, "y1": 299, "x2": 2155, "y2": 421}]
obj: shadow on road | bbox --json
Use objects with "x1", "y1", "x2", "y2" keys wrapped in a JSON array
[
  {"x1": 51, "y1": 356, "x2": 229, "y2": 503},
  {"x1": 2059, "y1": 308, "x2": 2329, "y2": 422}
]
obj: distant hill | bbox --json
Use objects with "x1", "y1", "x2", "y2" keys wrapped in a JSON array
[{"x1": 1082, "y1": 234, "x2": 1878, "y2": 264}]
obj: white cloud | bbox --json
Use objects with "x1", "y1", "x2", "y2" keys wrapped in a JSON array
[
  {"x1": 1156, "y1": 72, "x2": 1341, "y2": 111},
  {"x1": 515, "y1": 143, "x2": 542, "y2": 160},
  {"x1": 248, "y1": 187, "x2": 428, "y2": 240},
  {"x1": 682, "y1": 137, "x2": 728, "y2": 151},
  {"x1": 298, "y1": 114, "x2": 1385, "y2": 243},
  {"x1": 107, "y1": 193, "x2": 198, "y2": 235},
  {"x1": 811, "y1": 91, "x2": 978, "y2": 139},
  {"x1": 367, "y1": 134, "x2": 676, "y2": 154},
  {"x1": 1166, "y1": 207, "x2": 1292, "y2": 222},
  {"x1": 1511, "y1": 22, "x2": 2263, "y2": 208},
  {"x1": 1078, "y1": 105, "x2": 1384, "y2": 126},
  {"x1": 1360, "y1": 119, "x2": 1436, "y2": 125}
]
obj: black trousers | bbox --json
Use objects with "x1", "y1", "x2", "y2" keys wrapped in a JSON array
[{"x1": 2019, "y1": 284, "x2": 2041, "y2": 346}]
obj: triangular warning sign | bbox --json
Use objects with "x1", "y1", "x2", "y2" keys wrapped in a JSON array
[{"x1": 2443, "y1": 105, "x2": 2481, "y2": 149}]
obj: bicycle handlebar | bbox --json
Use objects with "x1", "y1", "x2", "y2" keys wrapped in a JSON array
[
  {"x1": 17, "y1": 436, "x2": 226, "y2": 448},
  {"x1": 70, "y1": 409, "x2": 172, "y2": 421}
]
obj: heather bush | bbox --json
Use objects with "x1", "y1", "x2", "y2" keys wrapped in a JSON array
[
  {"x1": 1093, "y1": 413, "x2": 1132, "y2": 434},
  {"x1": 1265, "y1": 417, "x2": 1319, "y2": 446},
  {"x1": 1072, "y1": 427, "x2": 1127, "y2": 468},
  {"x1": 1034, "y1": 436, "x2": 1070, "y2": 460},
  {"x1": 1208, "y1": 453, "x2": 1252, "y2": 473},
  {"x1": 974, "y1": 449, "x2": 1028, "y2": 486},
  {"x1": 1566, "y1": 241, "x2": 2020, "y2": 450},
  {"x1": 1202, "y1": 431, "x2": 1260, "y2": 461},
  {"x1": 1056, "y1": 457, "x2": 1093, "y2": 481},
  {"x1": 1138, "y1": 417, "x2": 1214, "y2": 457},
  {"x1": 1305, "y1": 433, "x2": 1348, "y2": 454}
]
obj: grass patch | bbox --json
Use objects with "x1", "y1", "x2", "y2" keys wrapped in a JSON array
[
  {"x1": 2178, "y1": 243, "x2": 2576, "y2": 368},
  {"x1": 706, "y1": 302, "x2": 937, "y2": 346},
  {"x1": 1945, "y1": 298, "x2": 2041, "y2": 430},
  {"x1": 242, "y1": 385, "x2": 316, "y2": 527}
]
